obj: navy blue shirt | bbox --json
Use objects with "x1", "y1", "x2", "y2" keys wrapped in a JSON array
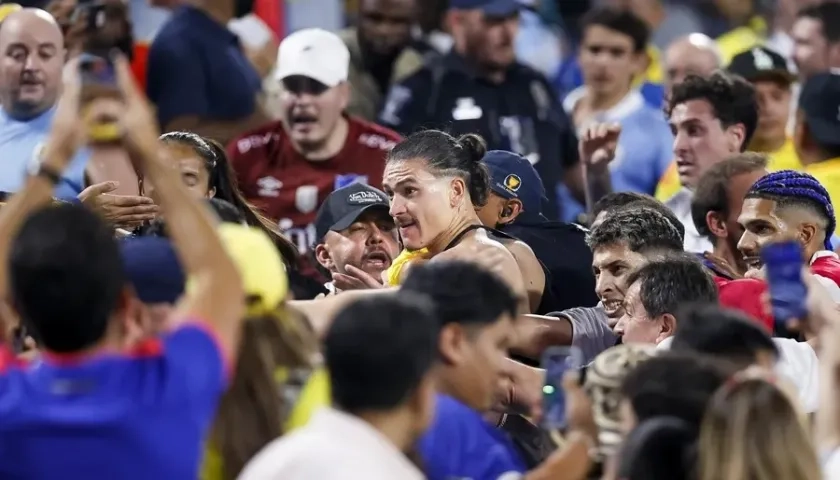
[
  {"x1": 0, "y1": 324, "x2": 228, "y2": 479},
  {"x1": 146, "y1": 6, "x2": 262, "y2": 129},
  {"x1": 418, "y1": 394, "x2": 527, "y2": 480}
]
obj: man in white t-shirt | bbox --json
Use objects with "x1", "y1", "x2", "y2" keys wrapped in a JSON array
[
  {"x1": 658, "y1": 305, "x2": 819, "y2": 413},
  {"x1": 240, "y1": 294, "x2": 436, "y2": 480}
]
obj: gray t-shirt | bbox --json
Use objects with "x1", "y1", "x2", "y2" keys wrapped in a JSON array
[{"x1": 548, "y1": 303, "x2": 617, "y2": 365}]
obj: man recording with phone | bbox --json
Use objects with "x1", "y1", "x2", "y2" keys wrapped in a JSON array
[{"x1": 0, "y1": 8, "x2": 157, "y2": 229}]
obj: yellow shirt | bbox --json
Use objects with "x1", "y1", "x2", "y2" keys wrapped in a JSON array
[
  {"x1": 805, "y1": 158, "x2": 840, "y2": 209},
  {"x1": 655, "y1": 138, "x2": 803, "y2": 202},
  {"x1": 716, "y1": 16, "x2": 768, "y2": 65},
  {"x1": 640, "y1": 45, "x2": 663, "y2": 85}
]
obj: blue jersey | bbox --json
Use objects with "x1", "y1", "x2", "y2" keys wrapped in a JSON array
[
  {"x1": 418, "y1": 394, "x2": 526, "y2": 480},
  {"x1": 0, "y1": 323, "x2": 228, "y2": 479}
]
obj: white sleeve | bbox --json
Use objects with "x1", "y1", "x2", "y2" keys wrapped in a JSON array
[
  {"x1": 814, "y1": 274, "x2": 840, "y2": 303},
  {"x1": 823, "y1": 448, "x2": 840, "y2": 479},
  {"x1": 774, "y1": 338, "x2": 820, "y2": 413}
]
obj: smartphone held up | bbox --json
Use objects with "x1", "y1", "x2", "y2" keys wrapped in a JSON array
[
  {"x1": 541, "y1": 346, "x2": 584, "y2": 431},
  {"x1": 761, "y1": 240, "x2": 808, "y2": 331}
]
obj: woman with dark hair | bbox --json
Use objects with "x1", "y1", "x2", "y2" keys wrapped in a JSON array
[{"x1": 140, "y1": 132, "x2": 325, "y2": 298}]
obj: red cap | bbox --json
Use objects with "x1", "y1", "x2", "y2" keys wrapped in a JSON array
[{"x1": 715, "y1": 277, "x2": 773, "y2": 332}]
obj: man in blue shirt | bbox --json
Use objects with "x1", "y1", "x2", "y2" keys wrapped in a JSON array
[
  {"x1": 0, "y1": 9, "x2": 87, "y2": 199},
  {"x1": 559, "y1": 7, "x2": 673, "y2": 222},
  {"x1": 401, "y1": 261, "x2": 528, "y2": 480},
  {"x1": 146, "y1": 1, "x2": 269, "y2": 144}
]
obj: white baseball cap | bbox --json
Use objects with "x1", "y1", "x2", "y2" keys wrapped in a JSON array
[{"x1": 275, "y1": 28, "x2": 350, "y2": 87}]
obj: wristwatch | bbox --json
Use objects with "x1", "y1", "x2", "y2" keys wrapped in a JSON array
[{"x1": 26, "y1": 144, "x2": 62, "y2": 185}]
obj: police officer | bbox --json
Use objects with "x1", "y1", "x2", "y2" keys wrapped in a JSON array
[
  {"x1": 477, "y1": 150, "x2": 599, "y2": 311},
  {"x1": 378, "y1": 0, "x2": 601, "y2": 220}
]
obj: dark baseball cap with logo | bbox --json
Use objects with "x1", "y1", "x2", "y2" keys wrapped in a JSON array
[
  {"x1": 482, "y1": 150, "x2": 547, "y2": 223},
  {"x1": 728, "y1": 46, "x2": 795, "y2": 84},
  {"x1": 799, "y1": 71, "x2": 840, "y2": 149},
  {"x1": 314, "y1": 183, "x2": 391, "y2": 244}
]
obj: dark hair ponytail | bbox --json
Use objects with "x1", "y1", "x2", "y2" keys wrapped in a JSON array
[
  {"x1": 387, "y1": 130, "x2": 491, "y2": 206},
  {"x1": 456, "y1": 133, "x2": 490, "y2": 207},
  {"x1": 159, "y1": 132, "x2": 301, "y2": 266}
]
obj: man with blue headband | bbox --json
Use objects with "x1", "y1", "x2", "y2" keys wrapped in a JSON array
[{"x1": 737, "y1": 169, "x2": 840, "y2": 301}]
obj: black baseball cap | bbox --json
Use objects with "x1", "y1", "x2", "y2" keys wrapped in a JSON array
[
  {"x1": 799, "y1": 71, "x2": 840, "y2": 148},
  {"x1": 728, "y1": 46, "x2": 795, "y2": 84},
  {"x1": 313, "y1": 183, "x2": 391, "y2": 244}
]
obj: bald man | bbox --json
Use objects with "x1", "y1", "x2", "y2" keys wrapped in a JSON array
[
  {"x1": 662, "y1": 34, "x2": 722, "y2": 99},
  {"x1": 0, "y1": 8, "x2": 64, "y2": 120}
]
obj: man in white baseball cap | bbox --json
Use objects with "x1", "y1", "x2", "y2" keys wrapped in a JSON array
[
  {"x1": 274, "y1": 28, "x2": 352, "y2": 149},
  {"x1": 227, "y1": 27, "x2": 402, "y2": 268},
  {"x1": 275, "y1": 28, "x2": 351, "y2": 88}
]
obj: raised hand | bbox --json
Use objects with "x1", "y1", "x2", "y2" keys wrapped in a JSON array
[
  {"x1": 332, "y1": 264, "x2": 386, "y2": 291},
  {"x1": 578, "y1": 122, "x2": 621, "y2": 174},
  {"x1": 78, "y1": 181, "x2": 158, "y2": 228}
]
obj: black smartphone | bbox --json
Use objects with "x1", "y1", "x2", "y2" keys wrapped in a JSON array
[
  {"x1": 78, "y1": 52, "x2": 116, "y2": 87},
  {"x1": 540, "y1": 346, "x2": 582, "y2": 430},
  {"x1": 761, "y1": 240, "x2": 808, "y2": 328}
]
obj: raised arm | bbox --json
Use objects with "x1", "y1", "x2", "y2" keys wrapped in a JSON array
[{"x1": 115, "y1": 56, "x2": 245, "y2": 359}]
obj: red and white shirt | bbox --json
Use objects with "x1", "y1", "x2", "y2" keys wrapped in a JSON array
[
  {"x1": 809, "y1": 250, "x2": 840, "y2": 302},
  {"x1": 227, "y1": 116, "x2": 402, "y2": 254}
]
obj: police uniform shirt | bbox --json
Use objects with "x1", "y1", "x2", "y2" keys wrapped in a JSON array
[{"x1": 379, "y1": 52, "x2": 579, "y2": 220}]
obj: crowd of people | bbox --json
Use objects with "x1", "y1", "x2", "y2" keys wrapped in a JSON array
[{"x1": 2, "y1": 0, "x2": 840, "y2": 479}]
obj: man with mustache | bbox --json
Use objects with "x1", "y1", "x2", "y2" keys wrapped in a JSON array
[
  {"x1": 313, "y1": 183, "x2": 400, "y2": 293},
  {"x1": 228, "y1": 28, "x2": 402, "y2": 262},
  {"x1": 737, "y1": 169, "x2": 840, "y2": 300}
]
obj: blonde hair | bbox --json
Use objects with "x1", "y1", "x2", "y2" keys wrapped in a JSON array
[{"x1": 698, "y1": 376, "x2": 820, "y2": 480}]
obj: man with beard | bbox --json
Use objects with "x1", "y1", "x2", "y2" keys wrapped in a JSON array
[
  {"x1": 378, "y1": 0, "x2": 597, "y2": 220},
  {"x1": 476, "y1": 150, "x2": 598, "y2": 311},
  {"x1": 228, "y1": 28, "x2": 402, "y2": 257},
  {"x1": 313, "y1": 183, "x2": 400, "y2": 293},
  {"x1": 340, "y1": 0, "x2": 431, "y2": 121},
  {"x1": 738, "y1": 169, "x2": 840, "y2": 300}
]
